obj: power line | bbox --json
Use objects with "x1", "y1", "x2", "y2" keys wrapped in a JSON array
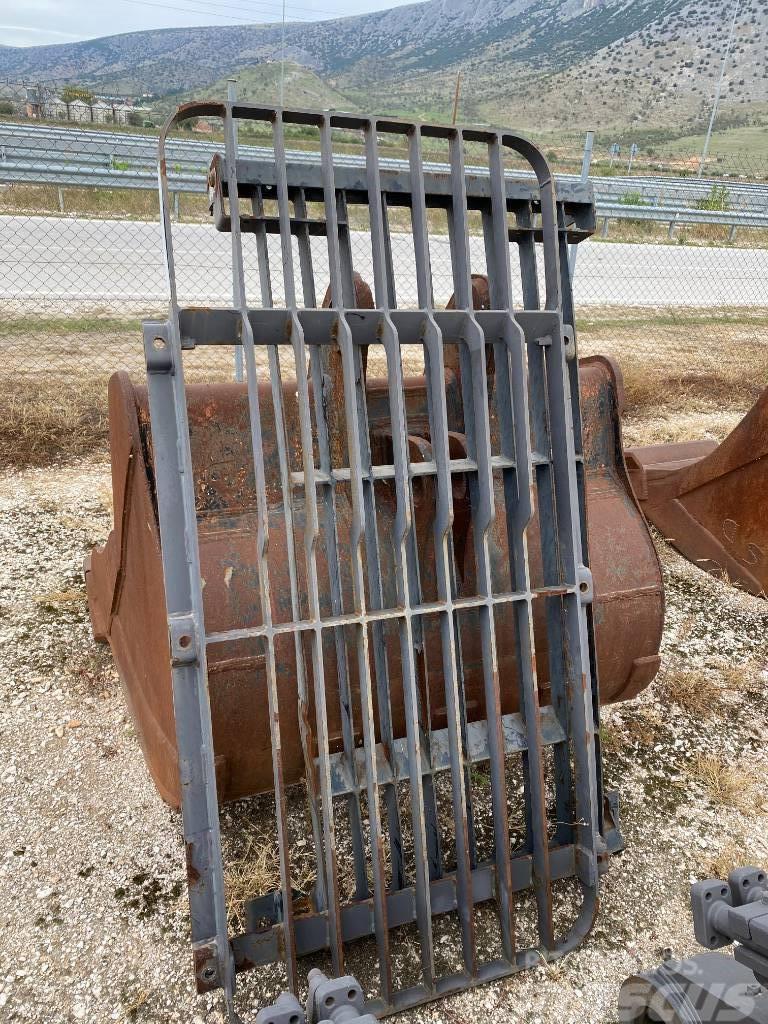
[
  {"x1": 160, "y1": 0, "x2": 347, "y2": 18},
  {"x1": 280, "y1": 0, "x2": 287, "y2": 106},
  {"x1": 116, "y1": 0, "x2": 341, "y2": 26}
]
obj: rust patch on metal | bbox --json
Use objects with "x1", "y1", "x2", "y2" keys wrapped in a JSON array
[
  {"x1": 193, "y1": 945, "x2": 219, "y2": 994},
  {"x1": 186, "y1": 842, "x2": 201, "y2": 885}
]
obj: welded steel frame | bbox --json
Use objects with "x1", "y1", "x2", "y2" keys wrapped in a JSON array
[{"x1": 145, "y1": 101, "x2": 607, "y2": 1017}]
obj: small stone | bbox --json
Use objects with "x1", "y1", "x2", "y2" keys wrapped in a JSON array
[
  {"x1": 54, "y1": 726, "x2": 64, "y2": 738},
  {"x1": 66, "y1": 720, "x2": 81, "y2": 730}
]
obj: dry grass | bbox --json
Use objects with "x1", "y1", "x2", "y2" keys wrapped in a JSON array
[
  {"x1": 656, "y1": 668, "x2": 722, "y2": 717},
  {"x1": 224, "y1": 827, "x2": 279, "y2": 933},
  {"x1": 621, "y1": 410, "x2": 744, "y2": 447},
  {"x1": 1, "y1": 305, "x2": 765, "y2": 470},
  {"x1": 223, "y1": 823, "x2": 316, "y2": 933},
  {"x1": 599, "y1": 723, "x2": 626, "y2": 754},
  {"x1": 0, "y1": 182, "x2": 163, "y2": 221},
  {"x1": 622, "y1": 706, "x2": 664, "y2": 746},
  {"x1": 34, "y1": 588, "x2": 87, "y2": 612},
  {"x1": 688, "y1": 754, "x2": 757, "y2": 811},
  {"x1": 121, "y1": 987, "x2": 149, "y2": 1021},
  {"x1": 0, "y1": 376, "x2": 109, "y2": 469},
  {"x1": 702, "y1": 839, "x2": 758, "y2": 880},
  {"x1": 719, "y1": 659, "x2": 767, "y2": 697},
  {"x1": 578, "y1": 309, "x2": 768, "y2": 423},
  {"x1": 617, "y1": 339, "x2": 766, "y2": 417}
]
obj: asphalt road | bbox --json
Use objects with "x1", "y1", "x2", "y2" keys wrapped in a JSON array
[{"x1": 2, "y1": 214, "x2": 767, "y2": 313}]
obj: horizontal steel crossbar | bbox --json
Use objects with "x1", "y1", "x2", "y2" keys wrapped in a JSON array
[{"x1": 327, "y1": 706, "x2": 567, "y2": 797}]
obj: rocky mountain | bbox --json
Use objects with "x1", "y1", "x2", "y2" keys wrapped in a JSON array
[{"x1": 1, "y1": 0, "x2": 765, "y2": 132}]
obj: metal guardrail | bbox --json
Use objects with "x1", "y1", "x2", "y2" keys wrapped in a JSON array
[
  {"x1": 0, "y1": 158, "x2": 204, "y2": 191},
  {"x1": 1, "y1": 120, "x2": 768, "y2": 207},
  {"x1": 597, "y1": 202, "x2": 768, "y2": 241},
  {"x1": 1, "y1": 121, "x2": 767, "y2": 237}
]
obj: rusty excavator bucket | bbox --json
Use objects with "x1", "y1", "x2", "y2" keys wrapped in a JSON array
[
  {"x1": 625, "y1": 388, "x2": 768, "y2": 598},
  {"x1": 87, "y1": 349, "x2": 663, "y2": 805},
  {"x1": 86, "y1": 102, "x2": 665, "y2": 1016}
]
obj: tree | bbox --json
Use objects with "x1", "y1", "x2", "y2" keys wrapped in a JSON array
[
  {"x1": 60, "y1": 85, "x2": 94, "y2": 120},
  {"x1": 127, "y1": 110, "x2": 143, "y2": 127},
  {"x1": 60, "y1": 85, "x2": 94, "y2": 104}
]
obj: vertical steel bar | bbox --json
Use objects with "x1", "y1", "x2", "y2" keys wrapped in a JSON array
[
  {"x1": 365, "y1": 119, "x2": 436, "y2": 990},
  {"x1": 446, "y1": 127, "x2": 516, "y2": 963},
  {"x1": 250, "y1": 185, "x2": 274, "y2": 308},
  {"x1": 155, "y1": 116, "x2": 235, "y2": 1005},
  {"x1": 487, "y1": 134, "x2": 554, "y2": 950},
  {"x1": 319, "y1": 114, "x2": 393, "y2": 1004},
  {"x1": 558, "y1": 201, "x2": 605, "y2": 844},
  {"x1": 514, "y1": 186, "x2": 575, "y2": 852},
  {"x1": 407, "y1": 124, "x2": 477, "y2": 976},
  {"x1": 380, "y1": 194, "x2": 397, "y2": 308},
  {"x1": 516, "y1": 201, "x2": 540, "y2": 311},
  {"x1": 143, "y1": 322, "x2": 236, "y2": 1009},
  {"x1": 543, "y1": 330, "x2": 600, "y2": 892},
  {"x1": 293, "y1": 188, "x2": 317, "y2": 308},
  {"x1": 507, "y1": 129, "x2": 600, "y2": 913},
  {"x1": 272, "y1": 109, "x2": 346, "y2": 977},
  {"x1": 335, "y1": 188, "x2": 406, "y2": 895},
  {"x1": 221, "y1": 103, "x2": 299, "y2": 991},
  {"x1": 294, "y1": 184, "x2": 370, "y2": 902},
  {"x1": 250, "y1": 177, "x2": 330, "y2": 911}
]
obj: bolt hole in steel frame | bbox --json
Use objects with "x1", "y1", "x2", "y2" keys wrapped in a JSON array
[{"x1": 145, "y1": 100, "x2": 611, "y2": 1019}]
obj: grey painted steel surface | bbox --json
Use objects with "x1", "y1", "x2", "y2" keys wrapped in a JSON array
[
  {"x1": 144, "y1": 100, "x2": 607, "y2": 1016},
  {"x1": 618, "y1": 867, "x2": 768, "y2": 1023},
  {"x1": 619, "y1": 954, "x2": 768, "y2": 1023},
  {"x1": 255, "y1": 971, "x2": 378, "y2": 1024}
]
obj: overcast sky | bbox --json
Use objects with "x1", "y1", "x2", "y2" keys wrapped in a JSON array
[{"x1": 4, "y1": 0, "x2": 418, "y2": 47}]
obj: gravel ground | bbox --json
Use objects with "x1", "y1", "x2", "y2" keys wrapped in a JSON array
[{"x1": 1, "y1": 458, "x2": 767, "y2": 1024}]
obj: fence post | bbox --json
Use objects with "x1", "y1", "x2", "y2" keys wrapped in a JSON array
[
  {"x1": 228, "y1": 78, "x2": 244, "y2": 384},
  {"x1": 601, "y1": 217, "x2": 610, "y2": 239},
  {"x1": 569, "y1": 130, "x2": 594, "y2": 283},
  {"x1": 57, "y1": 187, "x2": 65, "y2": 213}
]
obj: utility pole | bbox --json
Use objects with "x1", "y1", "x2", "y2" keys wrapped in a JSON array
[
  {"x1": 227, "y1": 78, "x2": 244, "y2": 384},
  {"x1": 698, "y1": 0, "x2": 740, "y2": 178},
  {"x1": 451, "y1": 71, "x2": 462, "y2": 125},
  {"x1": 280, "y1": 0, "x2": 287, "y2": 107},
  {"x1": 569, "y1": 130, "x2": 594, "y2": 282}
]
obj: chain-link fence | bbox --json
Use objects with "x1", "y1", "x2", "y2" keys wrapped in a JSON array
[{"x1": 1, "y1": 101, "x2": 767, "y2": 465}]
